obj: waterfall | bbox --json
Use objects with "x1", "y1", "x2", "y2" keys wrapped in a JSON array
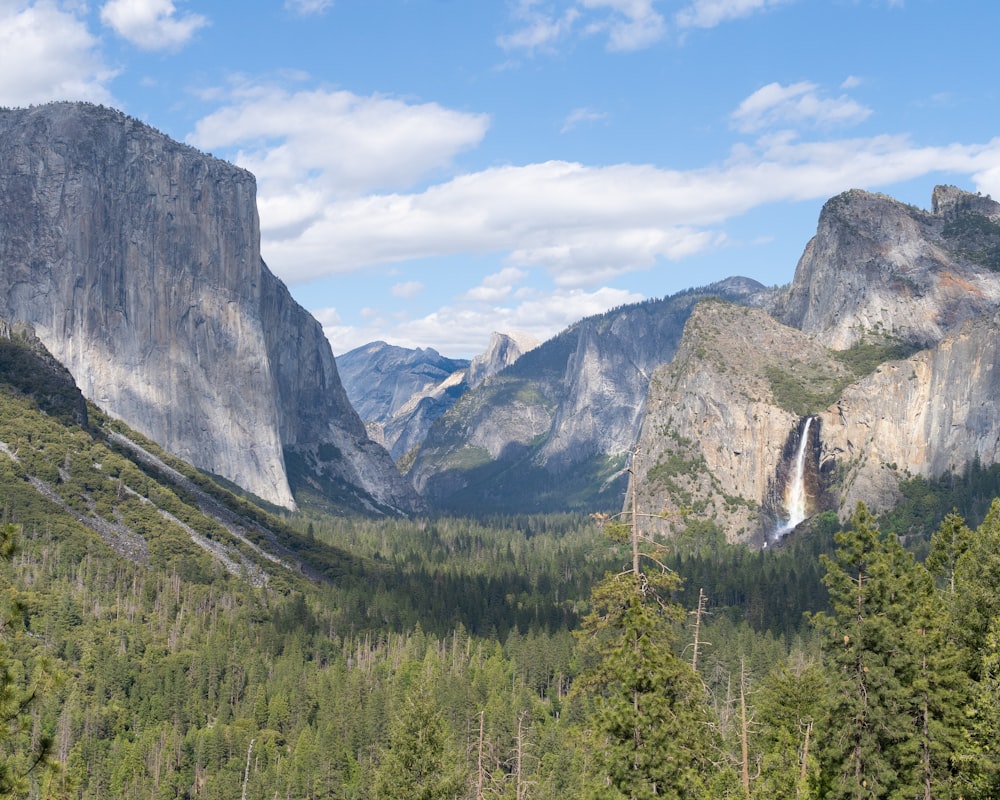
[{"x1": 774, "y1": 416, "x2": 813, "y2": 540}]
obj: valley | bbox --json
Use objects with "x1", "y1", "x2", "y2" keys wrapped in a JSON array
[{"x1": 1, "y1": 101, "x2": 999, "y2": 798}]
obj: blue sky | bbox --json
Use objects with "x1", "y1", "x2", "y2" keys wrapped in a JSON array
[{"x1": 2, "y1": 0, "x2": 999, "y2": 358}]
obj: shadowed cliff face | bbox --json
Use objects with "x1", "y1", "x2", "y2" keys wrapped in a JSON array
[{"x1": 0, "y1": 102, "x2": 419, "y2": 514}]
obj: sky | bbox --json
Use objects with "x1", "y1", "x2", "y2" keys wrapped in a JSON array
[{"x1": 2, "y1": 1, "x2": 999, "y2": 358}]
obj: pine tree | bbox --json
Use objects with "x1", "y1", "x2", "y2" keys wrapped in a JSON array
[
  {"x1": 814, "y1": 503, "x2": 919, "y2": 799},
  {"x1": 372, "y1": 658, "x2": 466, "y2": 800},
  {"x1": 575, "y1": 509, "x2": 720, "y2": 800},
  {"x1": 952, "y1": 500, "x2": 1000, "y2": 796},
  {"x1": 814, "y1": 503, "x2": 971, "y2": 799}
]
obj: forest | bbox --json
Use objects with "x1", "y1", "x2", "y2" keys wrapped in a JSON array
[{"x1": 1, "y1": 330, "x2": 1000, "y2": 798}]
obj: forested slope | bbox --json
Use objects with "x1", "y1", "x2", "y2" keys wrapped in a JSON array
[{"x1": 1, "y1": 322, "x2": 999, "y2": 797}]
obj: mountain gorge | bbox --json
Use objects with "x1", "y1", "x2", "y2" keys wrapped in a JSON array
[
  {"x1": 404, "y1": 277, "x2": 775, "y2": 513},
  {"x1": 0, "y1": 102, "x2": 418, "y2": 516}
]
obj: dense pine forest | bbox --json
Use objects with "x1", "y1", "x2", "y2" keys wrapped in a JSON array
[{"x1": 1, "y1": 328, "x2": 1000, "y2": 798}]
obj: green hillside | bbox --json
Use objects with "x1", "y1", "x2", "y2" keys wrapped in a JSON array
[{"x1": 1, "y1": 326, "x2": 999, "y2": 798}]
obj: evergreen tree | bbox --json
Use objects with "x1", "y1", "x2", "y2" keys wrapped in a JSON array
[
  {"x1": 372, "y1": 658, "x2": 466, "y2": 800},
  {"x1": 953, "y1": 501, "x2": 1000, "y2": 796},
  {"x1": 575, "y1": 513, "x2": 721, "y2": 800},
  {"x1": 814, "y1": 504, "x2": 918, "y2": 798},
  {"x1": 814, "y1": 503, "x2": 970, "y2": 799},
  {"x1": 751, "y1": 657, "x2": 825, "y2": 800}
]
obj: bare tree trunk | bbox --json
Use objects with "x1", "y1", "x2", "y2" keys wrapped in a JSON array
[
  {"x1": 477, "y1": 710, "x2": 486, "y2": 800},
  {"x1": 691, "y1": 588, "x2": 707, "y2": 672},
  {"x1": 740, "y1": 660, "x2": 751, "y2": 800},
  {"x1": 797, "y1": 722, "x2": 811, "y2": 799},
  {"x1": 630, "y1": 445, "x2": 640, "y2": 576},
  {"x1": 241, "y1": 738, "x2": 254, "y2": 800}
]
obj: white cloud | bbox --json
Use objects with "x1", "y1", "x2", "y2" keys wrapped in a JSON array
[
  {"x1": 463, "y1": 267, "x2": 529, "y2": 302},
  {"x1": 497, "y1": 3, "x2": 579, "y2": 53},
  {"x1": 731, "y1": 81, "x2": 872, "y2": 133},
  {"x1": 580, "y1": 0, "x2": 666, "y2": 51},
  {"x1": 561, "y1": 106, "x2": 608, "y2": 132},
  {"x1": 189, "y1": 83, "x2": 490, "y2": 238},
  {"x1": 675, "y1": 0, "x2": 792, "y2": 29},
  {"x1": 391, "y1": 281, "x2": 424, "y2": 298},
  {"x1": 284, "y1": 0, "x2": 333, "y2": 15},
  {"x1": 499, "y1": 0, "x2": 664, "y2": 53},
  {"x1": 259, "y1": 133, "x2": 1000, "y2": 295},
  {"x1": 0, "y1": 2, "x2": 116, "y2": 107},
  {"x1": 323, "y1": 285, "x2": 643, "y2": 357},
  {"x1": 100, "y1": 0, "x2": 208, "y2": 51}
]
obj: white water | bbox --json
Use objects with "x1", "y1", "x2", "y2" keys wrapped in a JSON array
[{"x1": 774, "y1": 417, "x2": 813, "y2": 540}]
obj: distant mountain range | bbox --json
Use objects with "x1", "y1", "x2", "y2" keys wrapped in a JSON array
[{"x1": 4, "y1": 102, "x2": 1000, "y2": 540}]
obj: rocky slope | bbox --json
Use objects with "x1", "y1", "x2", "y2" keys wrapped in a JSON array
[
  {"x1": 406, "y1": 278, "x2": 775, "y2": 513},
  {"x1": 337, "y1": 342, "x2": 470, "y2": 461},
  {"x1": 771, "y1": 186, "x2": 1000, "y2": 349},
  {"x1": 0, "y1": 102, "x2": 418, "y2": 515},
  {"x1": 338, "y1": 332, "x2": 539, "y2": 464},
  {"x1": 632, "y1": 186, "x2": 1000, "y2": 544}
]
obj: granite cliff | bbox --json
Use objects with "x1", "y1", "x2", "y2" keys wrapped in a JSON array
[
  {"x1": 771, "y1": 186, "x2": 1000, "y2": 348},
  {"x1": 338, "y1": 332, "x2": 539, "y2": 464},
  {"x1": 337, "y1": 342, "x2": 470, "y2": 462},
  {"x1": 631, "y1": 187, "x2": 1000, "y2": 544},
  {"x1": 406, "y1": 278, "x2": 775, "y2": 514},
  {"x1": 0, "y1": 102, "x2": 419, "y2": 514}
]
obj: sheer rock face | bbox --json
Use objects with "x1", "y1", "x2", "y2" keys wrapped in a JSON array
[
  {"x1": 633, "y1": 187, "x2": 1000, "y2": 543},
  {"x1": 0, "y1": 102, "x2": 418, "y2": 514},
  {"x1": 406, "y1": 278, "x2": 775, "y2": 514},
  {"x1": 467, "y1": 332, "x2": 539, "y2": 389},
  {"x1": 818, "y1": 313, "x2": 1000, "y2": 514},
  {"x1": 771, "y1": 187, "x2": 1000, "y2": 349},
  {"x1": 337, "y1": 341, "x2": 470, "y2": 461}
]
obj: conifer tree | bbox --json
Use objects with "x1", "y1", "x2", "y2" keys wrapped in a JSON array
[
  {"x1": 372, "y1": 658, "x2": 466, "y2": 800},
  {"x1": 575, "y1": 512, "x2": 720, "y2": 800},
  {"x1": 814, "y1": 503, "x2": 970, "y2": 799},
  {"x1": 814, "y1": 503, "x2": 919, "y2": 798}
]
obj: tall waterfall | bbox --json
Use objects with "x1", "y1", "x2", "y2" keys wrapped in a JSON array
[{"x1": 774, "y1": 416, "x2": 813, "y2": 540}]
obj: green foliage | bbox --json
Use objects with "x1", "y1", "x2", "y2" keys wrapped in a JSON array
[
  {"x1": 942, "y1": 212, "x2": 1000, "y2": 270},
  {"x1": 763, "y1": 361, "x2": 846, "y2": 417},
  {"x1": 831, "y1": 338, "x2": 918, "y2": 378},
  {"x1": 575, "y1": 569, "x2": 722, "y2": 799},
  {"x1": 814, "y1": 504, "x2": 972, "y2": 799},
  {"x1": 0, "y1": 523, "x2": 58, "y2": 796}
]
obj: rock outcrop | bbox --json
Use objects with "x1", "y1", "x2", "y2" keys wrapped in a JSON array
[
  {"x1": 0, "y1": 102, "x2": 419, "y2": 514},
  {"x1": 337, "y1": 341, "x2": 470, "y2": 461},
  {"x1": 771, "y1": 187, "x2": 1000, "y2": 349},
  {"x1": 406, "y1": 278, "x2": 775, "y2": 514},
  {"x1": 467, "y1": 331, "x2": 540, "y2": 388}
]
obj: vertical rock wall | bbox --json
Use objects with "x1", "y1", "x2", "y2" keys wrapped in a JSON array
[{"x1": 0, "y1": 102, "x2": 417, "y2": 513}]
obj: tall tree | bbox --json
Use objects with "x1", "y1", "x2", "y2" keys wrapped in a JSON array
[
  {"x1": 814, "y1": 503, "x2": 969, "y2": 799},
  {"x1": 575, "y1": 513, "x2": 721, "y2": 800},
  {"x1": 814, "y1": 503, "x2": 917, "y2": 798},
  {"x1": 0, "y1": 522, "x2": 57, "y2": 796},
  {"x1": 372, "y1": 656, "x2": 466, "y2": 800}
]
